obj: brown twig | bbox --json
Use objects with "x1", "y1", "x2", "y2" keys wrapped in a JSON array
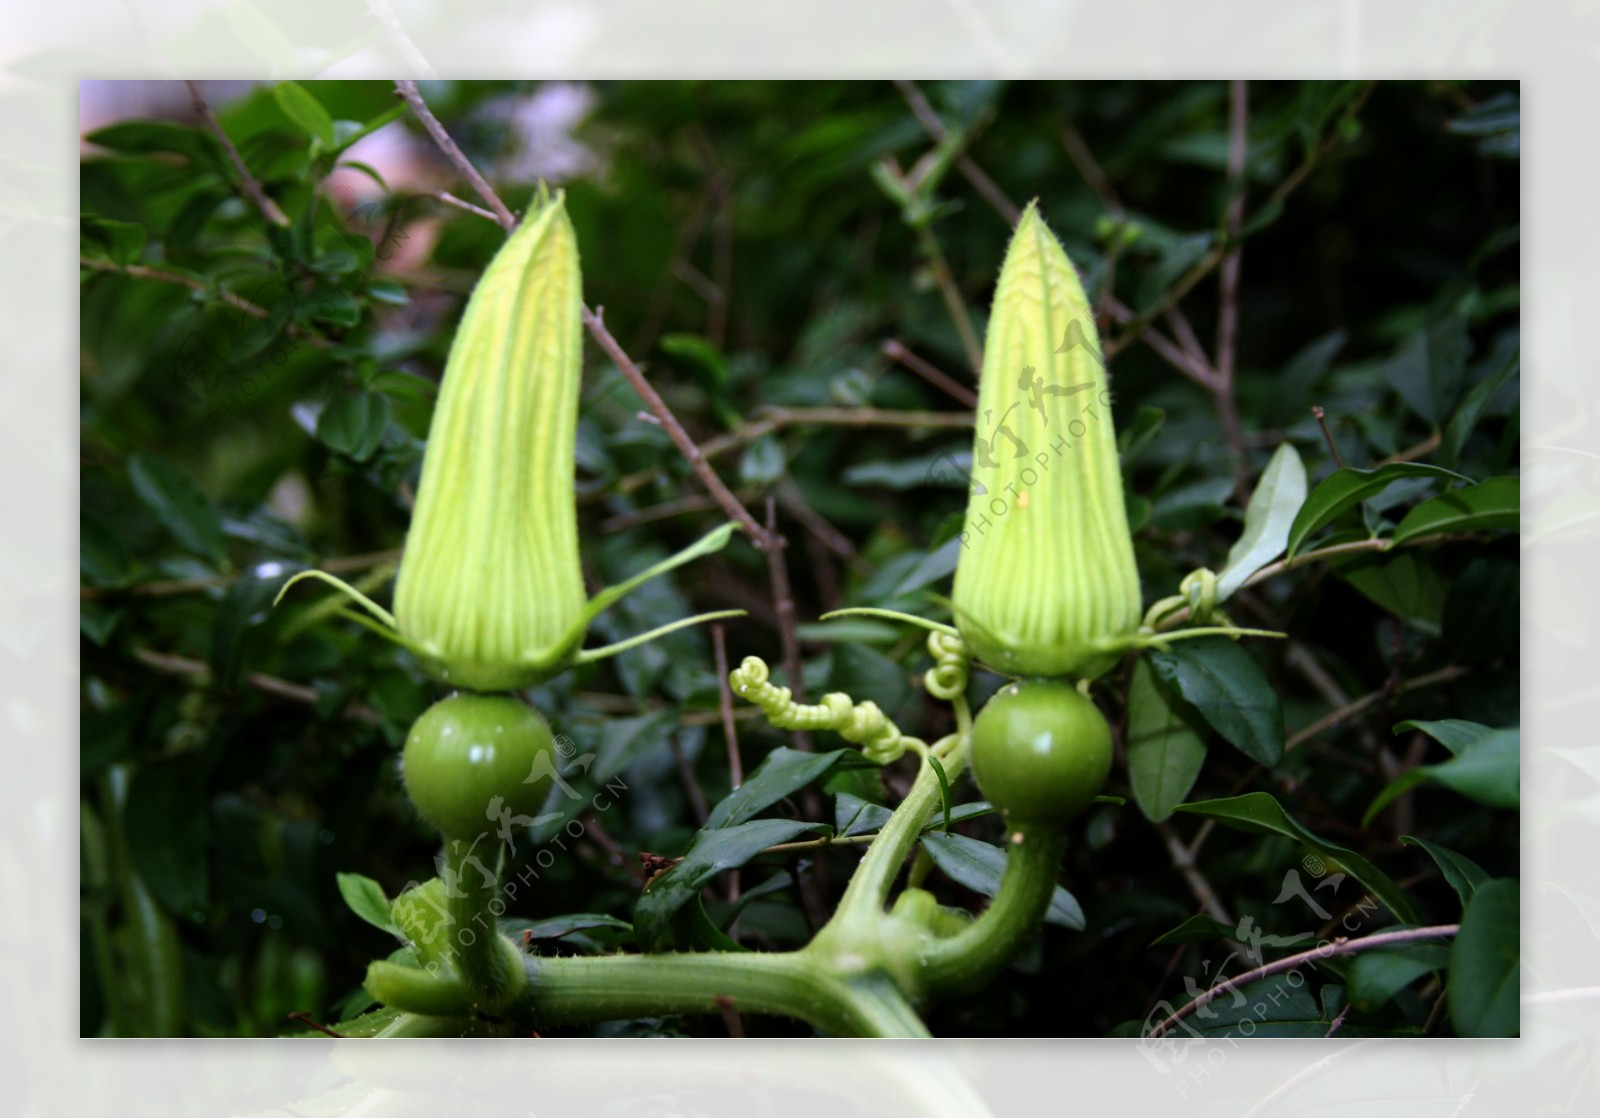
[
  {"x1": 881, "y1": 339, "x2": 978, "y2": 407},
  {"x1": 1061, "y1": 119, "x2": 1125, "y2": 220},
  {"x1": 583, "y1": 304, "x2": 769, "y2": 547},
  {"x1": 394, "y1": 80, "x2": 517, "y2": 232},
  {"x1": 185, "y1": 81, "x2": 290, "y2": 228},
  {"x1": 1215, "y1": 80, "x2": 1251, "y2": 497},
  {"x1": 1106, "y1": 81, "x2": 1378, "y2": 361},
  {"x1": 1148, "y1": 924, "x2": 1459, "y2": 1038},
  {"x1": 1285, "y1": 665, "x2": 1469, "y2": 753},
  {"x1": 763, "y1": 499, "x2": 810, "y2": 752},
  {"x1": 132, "y1": 648, "x2": 383, "y2": 726},
  {"x1": 712, "y1": 624, "x2": 743, "y2": 790},
  {"x1": 714, "y1": 994, "x2": 747, "y2": 1038},
  {"x1": 1312, "y1": 406, "x2": 1346, "y2": 468},
  {"x1": 1156, "y1": 820, "x2": 1235, "y2": 928},
  {"x1": 434, "y1": 190, "x2": 500, "y2": 223},
  {"x1": 669, "y1": 731, "x2": 710, "y2": 825},
  {"x1": 893, "y1": 80, "x2": 1020, "y2": 224},
  {"x1": 287, "y1": 1011, "x2": 345, "y2": 1038}
]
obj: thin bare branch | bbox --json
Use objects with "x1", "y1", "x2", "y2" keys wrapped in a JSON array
[
  {"x1": 1157, "y1": 820, "x2": 1235, "y2": 928},
  {"x1": 394, "y1": 80, "x2": 517, "y2": 232},
  {"x1": 763, "y1": 498, "x2": 810, "y2": 752},
  {"x1": 881, "y1": 339, "x2": 978, "y2": 407},
  {"x1": 1148, "y1": 924, "x2": 1458, "y2": 1038},
  {"x1": 1215, "y1": 80, "x2": 1251, "y2": 495},
  {"x1": 894, "y1": 80, "x2": 1020, "y2": 224},
  {"x1": 435, "y1": 190, "x2": 500, "y2": 223},
  {"x1": 583, "y1": 304, "x2": 769, "y2": 547},
  {"x1": 185, "y1": 80, "x2": 290, "y2": 228},
  {"x1": 132, "y1": 648, "x2": 382, "y2": 726}
]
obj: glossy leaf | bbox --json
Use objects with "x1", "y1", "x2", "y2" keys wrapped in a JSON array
[
  {"x1": 1175, "y1": 792, "x2": 1417, "y2": 923},
  {"x1": 634, "y1": 819, "x2": 819, "y2": 950},
  {"x1": 1347, "y1": 943, "x2": 1450, "y2": 1011},
  {"x1": 705, "y1": 748, "x2": 848, "y2": 829},
  {"x1": 336, "y1": 872, "x2": 397, "y2": 935},
  {"x1": 920, "y1": 831, "x2": 1084, "y2": 929},
  {"x1": 1215, "y1": 442, "x2": 1307, "y2": 600},
  {"x1": 1286, "y1": 463, "x2": 1467, "y2": 557},
  {"x1": 1149, "y1": 637, "x2": 1283, "y2": 767},
  {"x1": 1401, "y1": 836, "x2": 1488, "y2": 911},
  {"x1": 275, "y1": 81, "x2": 336, "y2": 146},
  {"x1": 1336, "y1": 553, "x2": 1447, "y2": 635},
  {"x1": 1126, "y1": 658, "x2": 1208, "y2": 821},
  {"x1": 1448, "y1": 878, "x2": 1519, "y2": 1037},
  {"x1": 1391, "y1": 476, "x2": 1518, "y2": 546}
]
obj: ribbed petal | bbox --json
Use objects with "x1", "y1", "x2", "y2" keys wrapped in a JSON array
[{"x1": 951, "y1": 202, "x2": 1141, "y2": 680}]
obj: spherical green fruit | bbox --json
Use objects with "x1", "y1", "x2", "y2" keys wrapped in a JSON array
[
  {"x1": 971, "y1": 679, "x2": 1112, "y2": 825},
  {"x1": 401, "y1": 694, "x2": 556, "y2": 839}
]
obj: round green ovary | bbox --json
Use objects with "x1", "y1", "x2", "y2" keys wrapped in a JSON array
[
  {"x1": 401, "y1": 694, "x2": 556, "y2": 839},
  {"x1": 970, "y1": 678, "x2": 1112, "y2": 826}
]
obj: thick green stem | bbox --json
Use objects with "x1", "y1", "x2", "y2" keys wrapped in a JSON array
[
  {"x1": 441, "y1": 838, "x2": 525, "y2": 1012},
  {"x1": 523, "y1": 950, "x2": 930, "y2": 1037},
  {"x1": 918, "y1": 824, "x2": 1068, "y2": 995},
  {"x1": 832, "y1": 739, "x2": 968, "y2": 921}
]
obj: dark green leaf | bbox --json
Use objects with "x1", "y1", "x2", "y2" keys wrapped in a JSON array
[
  {"x1": 1149, "y1": 637, "x2": 1283, "y2": 767},
  {"x1": 500, "y1": 913, "x2": 632, "y2": 941},
  {"x1": 1391, "y1": 720, "x2": 1519, "y2": 808},
  {"x1": 1441, "y1": 352, "x2": 1518, "y2": 468},
  {"x1": 275, "y1": 81, "x2": 335, "y2": 146},
  {"x1": 1149, "y1": 913, "x2": 1238, "y2": 947},
  {"x1": 1126, "y1": 659, "x2": 1207, "y2": 821},
  {"x1": 704, "y1": 747, "x2": 847, "y2": 829},
  {"x1": 1335, "y1": 553, "x2": 1447, "y2": 635},
  {"x1": 1348, "y1": 943, "x2": 1450, "y2": 1011},
  {"x1": 1175, "y1": 792, "x2": 1417, "y2": 923},
  {"x1": 336, "y1": 872, "x2": 397, "y2": 935},
  {"x1": 1401, "y1": 836, "x2": 1489, "y2": 911},
  {"x1": 1385, "y1": 314, "x2": 1468, "y2": 426},
  {"x1": 1448, "y1": 878, "x2": 1519, "y2": 1037},
  {"x1": 1215, "y1": 442, "x2": 1307, "y2": 601},
  {"x1": 317, "y1": 391, "x2": 391, "y2": 462},
  {"x1": 919, "y1": 831, "x2": 1084, "y2": 929},
  {"x1": 1186, "y1": 977, "x2": 1331, "y2": 1038},
  {"x1": 85, "y1": 120, "x2": 220, "y2": 169},
  {"x1": 127, "y1": 454, "x2": 227, "y2": 565},
  {"x1": 634, "y1": 818, "x2": 819, "y2": 950},
  {"x1": 1286, "y1": 463, "x2": 1467, "y2": 557},
  {"x1": 835, "y1": 792, "x2": 892, "y2": 838},
  {"x1": 81, "y1": 215, "x2": 146, "y2": 266},
  {"x1": 1391, "y1": 476, "x2": 1518, "y2": 546}
]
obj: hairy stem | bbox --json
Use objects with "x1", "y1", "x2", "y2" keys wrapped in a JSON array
[{"x1": 523, "y1": 950, "x2": 929, "y2": 1037}]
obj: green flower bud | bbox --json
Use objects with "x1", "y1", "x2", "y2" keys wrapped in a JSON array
[
  {"x1": 393, "y1": 191, "x2": 586, "y2": 691},
  {"x1": 951, "y1": 202, "x2": 1141, "y2": 681}
]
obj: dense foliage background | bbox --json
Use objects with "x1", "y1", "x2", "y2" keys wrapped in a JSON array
[{"x1": 80, "y1": 79, "x2": 1519, "y2": 1038}]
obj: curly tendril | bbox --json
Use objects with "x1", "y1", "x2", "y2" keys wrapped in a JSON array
[
  {"x1": 922, "y1": 631, "x2": 970, "y2": 701},
  {"x1": 729, "y1": 656, "x2": 920, "y2": 764}
]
